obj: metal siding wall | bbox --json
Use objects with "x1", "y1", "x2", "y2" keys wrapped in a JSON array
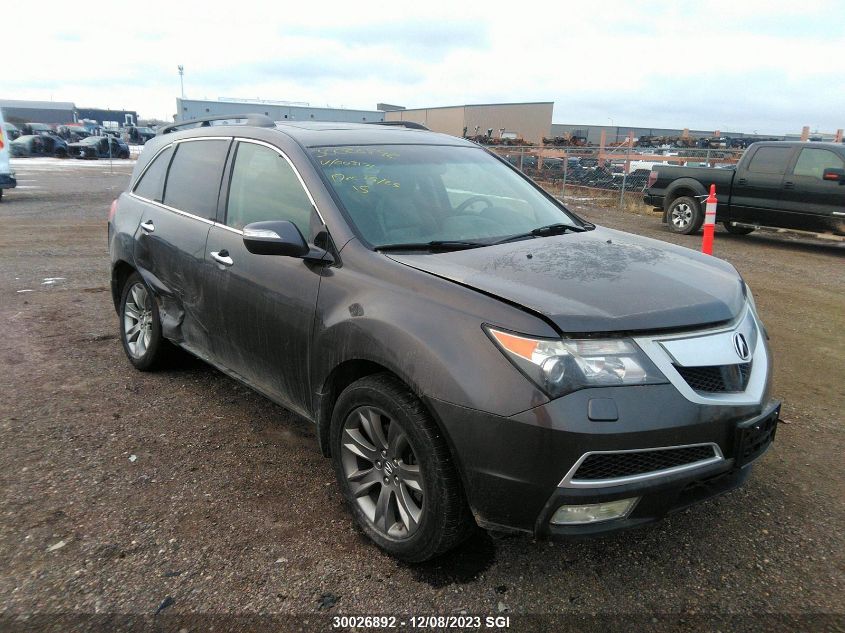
[
  {"x1": 387, "y1": 103, "x2": 553, "y2": 143},
  {"x1": 176, "y1": 99, "x2": 383, "y2": 123},
  {"x1": 1, "y1": 107, "x2": 75, "y2": 125},
  {"x1": 464, "y1": 103, "x2": 552, "y2": 144},
  {"x1": 550, "y1": 123, "x2": 761, "y2": 144}
]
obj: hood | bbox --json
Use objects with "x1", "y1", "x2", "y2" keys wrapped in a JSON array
[{"x1": 386, "y1": 227, "x2": 745, "y2": 333}]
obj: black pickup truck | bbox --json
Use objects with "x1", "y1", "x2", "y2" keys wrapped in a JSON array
[{"x1": 643, "y1": 141, "x2": 845, "y2": 235}]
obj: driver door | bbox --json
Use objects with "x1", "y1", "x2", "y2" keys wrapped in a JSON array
[{"x1": 203, "y1": 139, "x2": 324, "y2": 416}]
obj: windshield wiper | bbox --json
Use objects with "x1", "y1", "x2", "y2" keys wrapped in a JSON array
[
  {"x1": 375, "y1": 240, "x2": 490, "y2": 252},
  {"x1": 491, "y1": 222, "x2": 588, "y2": 245}
]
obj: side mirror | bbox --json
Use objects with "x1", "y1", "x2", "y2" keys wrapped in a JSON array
[
  {"x1": 822, "y1": 167, "x2": 845, "y2": 182},
  {"x1": 242, "y1": 220, "x2": 309, "y2": 257}
]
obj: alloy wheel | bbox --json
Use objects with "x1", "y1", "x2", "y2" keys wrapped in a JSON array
[
  {"x1": 671, "y1": 203, "x2": 693, "y2": 229},
  {"x1": 340, "y1": 406, "x2": 425, "y2": 539},
  {"x1": 123, "y1": 282, "x2": 153, "y2": 358}
]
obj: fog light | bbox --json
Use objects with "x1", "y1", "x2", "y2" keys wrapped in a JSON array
[{"x1": 550, "y1": 497, "x2": 639, "y2": 525}]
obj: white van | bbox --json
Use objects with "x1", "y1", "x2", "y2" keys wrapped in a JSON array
[{"x1": 0, "y1": 107, "x2": 17, "y2": 201}]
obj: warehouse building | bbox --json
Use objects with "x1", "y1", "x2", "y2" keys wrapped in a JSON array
[
  {"x1": 550, "y1": 123, "x2": 782, "y2": 145},
  {"x1": 384, "y1": 102, "x2": 553, "y2": 144},
  {"x1": 0, "y1": 99, "x2": 76, "y2": 125},
  {"x1": 177, "y1": 98, "x2": 384, "y2": 124},
  {"x1": 76, "y1": 107, "x2": 139, "y2": 127},
  {"x1": 0, "y1": 99, "x2": 140, "y2": 127}
]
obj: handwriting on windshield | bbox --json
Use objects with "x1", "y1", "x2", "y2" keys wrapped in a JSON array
[
  {"x1": 320, "y1": 158, "x2": 377, "y2": 169},
  {"x1": 330, "y1": 172, "x2": 400, "y2": 194},
  {"x1": 315, "y1": 147, "x2": 399, "y2": 160}
]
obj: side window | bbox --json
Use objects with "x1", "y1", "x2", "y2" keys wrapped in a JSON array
[
  {"x1": 225, "y1": 142, "x2": 313, "y2": 235},
  {"x1": 793, "y1": 148, "x2": 845, "y2": 179},
  {"x1": 746, "y1": 147, "x2": 792, "y2": 175},
  {"x1": 162, "y1": 139, "x2": 230, "y2": 218},
  {"x1": 133, "y1": 145, "x2": 174, "y2": 202}
]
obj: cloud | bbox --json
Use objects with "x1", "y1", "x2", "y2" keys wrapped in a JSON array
[
  {"x1": 283, "y1": 21, "x2": 489, "y2": 58},
  {"x1": 3, "y1": 0, "x2": 843, "y2": 132}
]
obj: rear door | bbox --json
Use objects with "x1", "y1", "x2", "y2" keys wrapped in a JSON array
[
  {"x1": 132, "y1": 137, "x2": 231, "y2": 357},
  {"x1": 779, "y1": 147, "x2": 845, "y2": 232},
  {"x1": 730, "y1": 145, "x2": 795, "y2": 224},
  {"x1": 203, "y1": 139, "x2": 324, "y2": 416}
]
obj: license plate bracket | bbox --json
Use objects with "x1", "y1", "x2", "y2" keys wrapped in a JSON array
[{"x1": 735, "y1": 402, "x2": 780, "y2": 468}]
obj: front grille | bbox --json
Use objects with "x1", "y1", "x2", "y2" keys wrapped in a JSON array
[
  {"x1": 674, "y1": 362, "x2": 752, "y2": 393},
  {"x1": 572, "y1": 445, "x2": 718, "y2": 481}
]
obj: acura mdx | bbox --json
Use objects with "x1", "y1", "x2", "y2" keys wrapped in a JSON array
[{"x1": 108, "y1": 116, "x2": 779, "y2": 561}]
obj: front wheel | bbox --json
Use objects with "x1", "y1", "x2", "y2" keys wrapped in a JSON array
[
  {"x1": 666, "y1": 196, "x2": 703, "y2": 235},
  {"x1": 330, "y1": 374, "x2": 475, "y2": 562},
  {"x1": 119, "y1": 272, "x2": 171, "y2": 371},
  {"x1": 723, "y1": 221, "x2": 755, "y2": 235}
]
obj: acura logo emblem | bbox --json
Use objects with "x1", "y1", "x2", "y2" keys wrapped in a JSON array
[{"x1": 733, "y1": 332, "x2": 751, "y2": 361}]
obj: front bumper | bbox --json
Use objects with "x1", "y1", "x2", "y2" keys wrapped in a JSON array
[
  {"x1": 0, "y1": 173, "x2": 16, "y2": 189},
  {"x1": 425, "y1": 390, "x2": 779, "y2": 538}
]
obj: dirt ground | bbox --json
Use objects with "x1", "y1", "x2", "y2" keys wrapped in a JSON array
[{"x1": 0, "y1": 160, "x2": 843, "y2": 630}]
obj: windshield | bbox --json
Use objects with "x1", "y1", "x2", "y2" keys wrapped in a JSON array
[
  {"x1": 310, "y1": 144, "x2": 580, "y2": 248},
  {"x1": 80, "y1": 136, "x2": 106, "y2": 145}
]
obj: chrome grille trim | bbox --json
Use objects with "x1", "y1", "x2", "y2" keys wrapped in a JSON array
[
  {"x1": 559, "y1": 442, "x2": 724, "y2": 489},
  {"x1": 633, "y1": 304, "x2": 769, "y2": 406}
]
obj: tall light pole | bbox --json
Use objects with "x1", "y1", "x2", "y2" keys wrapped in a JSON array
[{"x1": 178, "y1": 65, "x2": 185, "y2": 99}]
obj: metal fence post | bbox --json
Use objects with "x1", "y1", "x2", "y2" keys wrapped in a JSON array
[
  {"x1": 619, "y1": 170, "x2": 627, "y2": 209},
  {"x1": 561, "y1": 151, "x2": 568, "y2": 198}
]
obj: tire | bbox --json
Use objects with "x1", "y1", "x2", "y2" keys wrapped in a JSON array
[
  {"x1": 118, "y1": 272, "x2": 171, "y2": 371},
  {"x1": 723, "y1": 221, "x2": 755, "y2": 235},
  {"x1": 330, "y1": 373, "x2": 475, "y2": 562},
  {"x1": 666, "y1": 195, "x2": 703, "y2": 235}
]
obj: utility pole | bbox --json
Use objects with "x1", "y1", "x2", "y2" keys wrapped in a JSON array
[{"x1": 178, "y1": 65, "x2": 185, "y2": 99}]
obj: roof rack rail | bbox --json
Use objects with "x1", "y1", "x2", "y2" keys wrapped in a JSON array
[
  {"x1": 157, "y1": 113, "x2": 275, "y2": 136},
  {"x1": 368, "y1": 120, "x2": 430, "y2": 131}
]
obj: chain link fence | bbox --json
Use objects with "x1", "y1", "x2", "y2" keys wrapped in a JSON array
[{"x1": 485, "y1": 144, "x2": 746, "y2": 211}]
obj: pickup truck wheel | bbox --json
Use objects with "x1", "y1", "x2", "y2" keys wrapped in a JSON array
[
  {"x1": 331, "y1": 373, "x2": 475, "y2": 562},
  {"x1": 667, "y1": 196, "x2": 703, "y2": 235},
  {"x1": 723, "y1": 221, "x2": 755, "y2": 235}
]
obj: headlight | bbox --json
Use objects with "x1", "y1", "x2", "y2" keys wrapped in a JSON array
[{"x1": 486, "y1": 327, "x2": 668, "y2": 398}]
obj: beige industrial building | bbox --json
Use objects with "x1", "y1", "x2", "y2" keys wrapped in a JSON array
[{"x1": 384, "y1": 102, "x2": 553, "y2": 144}]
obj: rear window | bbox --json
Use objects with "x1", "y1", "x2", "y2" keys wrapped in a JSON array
[
  {"x1": 162, "y1": 140, "x2": 229, "y2": 218},
  {"x1": 746, "y1": 147, "x2": 792, "y2": 175},
  {"x1": 133, "y1": 145, "x2": 174, "y2": 202},
  {"x1": 793, "y1": 148, "x2": 845, "y2": 179}
]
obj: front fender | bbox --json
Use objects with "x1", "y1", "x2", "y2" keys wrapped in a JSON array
[{"x1": 310, "y1": 247, "x2": 556, "y2": 418}]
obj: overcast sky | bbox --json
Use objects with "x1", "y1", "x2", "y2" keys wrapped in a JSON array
[{"x1": 6, "y1": 0, "x2": 843, "y2": 134}]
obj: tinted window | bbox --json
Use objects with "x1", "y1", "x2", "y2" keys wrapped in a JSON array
[
  {"x1": 225, "y1": 142, "x2": 313, "y2": 234},
  {"x1": 793, "y1": 148, "x2": 845, "y2": 179},
  {"x1": 133, "y1": 145, "x2": 174, "y2": 201},
  {"x1": 163, "y1": 140, "x2": 230, "y2": 218},
  {"x1": 746, "y1": 147, "x2": 792, "y2": 174}
]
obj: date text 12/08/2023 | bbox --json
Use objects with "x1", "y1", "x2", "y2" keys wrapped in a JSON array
[{"x1": 331, "y1": 615, "x2": 512, "y2": 629}]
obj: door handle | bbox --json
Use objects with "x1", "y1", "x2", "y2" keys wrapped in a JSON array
[
  {"x1": 783, "y1": 181, "x2": 795, "y2": 189},
  {"x1": 737, "y1": 178, "x2": 748, "y2": 185},
  {"x1": 140, "y1": 220, "x2": 155, "y2": 233},
  {"x1": 210, "y1": 250, "x2": 234, "y2": 267}
]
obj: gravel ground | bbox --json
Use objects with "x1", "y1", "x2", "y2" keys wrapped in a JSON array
[{"x1": 0, "y1": 160, "x2": 843, "y2": 630}]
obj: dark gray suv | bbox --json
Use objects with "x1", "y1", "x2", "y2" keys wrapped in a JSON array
[{"x1": 108, "y1": 116, "x2": 779, "y2": 561}]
